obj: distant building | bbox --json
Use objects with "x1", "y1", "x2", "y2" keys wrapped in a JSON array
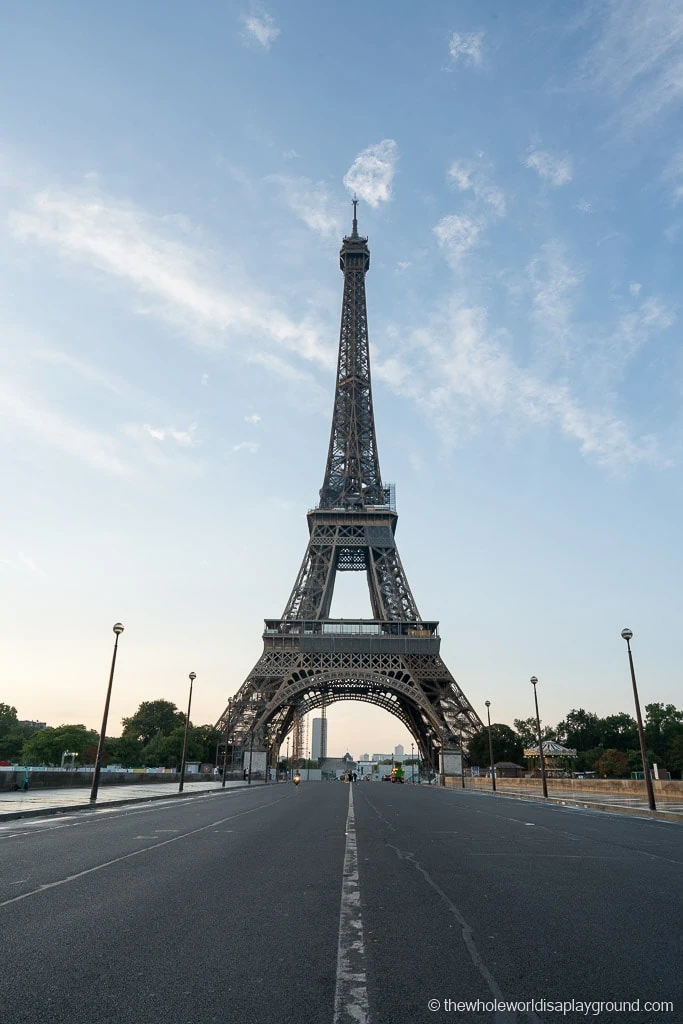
[
  {"x1": 311, "y1": 717, "x2": 328, "y2": 761},
  {"x1": 394, "y1": 744, "x2": 405, "y2": 760},
  {"x1": 19, "y1": 720, "x2": 47, "y2": 731}
]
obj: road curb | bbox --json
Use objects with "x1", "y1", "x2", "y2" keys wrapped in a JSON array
[
  {"x1": 441, "y1": 785, "x2": 683, "y2": 823},
  {"x1": 0, "y1": 782, "x2": 259, "y2": 823}
]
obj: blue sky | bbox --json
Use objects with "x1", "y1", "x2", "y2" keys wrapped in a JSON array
[{"x1": 1, "y1": 0, "x2": 681, "y2": 757}]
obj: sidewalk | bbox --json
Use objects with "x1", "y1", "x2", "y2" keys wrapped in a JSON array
[
  {"x1": 458, "y1": 782, "x2": 683, "y2": 822},
  {"x1": 0, "y1": 779, "x2": 266, "y2": 822}
]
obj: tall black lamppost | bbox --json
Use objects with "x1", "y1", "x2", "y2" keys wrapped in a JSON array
[
  {"x1": 440, "y1": 720, "x2": 446, "y2": 787},
  {"x1": 286, "y1": 734, "x2": 290, "y2": 780},
  {"x1": 221, "y1": 699, "x2": 232, "y2": 788},
  {"x1": 178, "y1": 671, "x2": 196, "y2": 794},
  {"x1": 621, "y1": 629, "x2": 656, "y2": 811},
  {"x1": 90, "y1": 622, "x2": 125, "y2": 803},
  {"x1": 248, "y1": 728, "x2": 254, "y2": 785},
  {"x1": 485, "y1": 701, "x2": 496, "y2": 792},
  {"x1": 411, "y1": 741, "x2": 415, "y2": 783},
  {"x1": 459, "y1": 727, "x2": 466, "y2": 789},
  {"x1": 530, "y1": 676, "x2": 548, "y2": 799}
]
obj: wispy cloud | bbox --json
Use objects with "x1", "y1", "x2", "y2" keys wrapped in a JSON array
[
  {"x1": 10, "y1": 186, "x2": 334, "y2": 374},
  {"x1": 527, "y1": 242, "x2": 582, "y2": 366},
  {"x1": 447, "y1": 159, "x2": 506, "y2": 217},
  {"x1": 524, "y1": 147, "x2": 573, "y2": 187},
  {"x1": 384, "y1": 297, "x2": 668, "y2": 470},
  {"x1": 134, "y1": 423, "x2": 197, "y2": 446},
  {"x1": 232, "y1": 441, "x2": 260, "y2": 453},
  {"x1": 447, "y1": 31, "x2": 485, "y2": 68},
  {"x1": 433, "y1": 214, "x2": 482, "y2": 266},
  {"x1": 343, "y1": 139, "x2": 398, "y2": 208},
  {"x1": 242, "y1": 11, "x2": 280, "y2": 50},
  {"x1": 580, "y1": 0, "x2": 683, "y2": 132},
  {"x1": 268, "y1": 175, "x2": 342, "y2": 237},
  {"x1": 245, "y1": 413, "x2": 261, "y2": 424}
]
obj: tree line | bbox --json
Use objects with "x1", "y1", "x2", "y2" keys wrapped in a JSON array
[
  {"x1": 2, "y1": 700, "x2": 682, "y2": 778},
  {"x1": 467, "y1": 703, "x2": 683, "y2": 778},
  {"x1": 0, "y1": 700, "x2": 221, "y2": 769}
]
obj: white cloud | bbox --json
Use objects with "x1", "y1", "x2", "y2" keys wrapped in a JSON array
[
  {"x1": 232, "y1": 441, "x2": 260, "y2": 453},
  {"x1": 139, "y1": 423, "x2": 197, "y2": 446},
  {"x1": 448, "y1": 31, "x2": 484, "y2": 67},
  {"x1": 242, "y1": 12, "x2": 280, "y2": 49},
  {"x1": 343, "y1": 139, "x2": 398, "y2": 208},
  {"x1": 447, "y1": 160, "x2": 506, "y2": 216},
  {"x1": 629, "y1": 282, "x2": 641, "y2": 296},
  {"x1": 201, "y1": 372, "x2": 209, "y2": 385},
  {"x1": 9, "y1": 186, "x2": 335, "y2": 374},
  {"x1": 527, "y1": 243, "x2": 581, "y2": 365},
  {"x1": 433, "y1": 214, "x2": 482, "y2": 265},
  {"x1": 269, "y1": 175, "x2": 342, "y2": 237},
  {"x1": 395, "y1": 298, "x2": 668, "y2": 469},
  {"x1": 581, "y1": 1, "x2": 683, "y2": 132},
  {"x1": 245, "y1": 413, "x2": 261, "y2": 423},
  {"x1": 282, "y1": 149, "x2": 301, "y2": 161},
  {"x1": 575, "y1": 198, "x2": 593, "y2": 213},
  {"x1": 524, "y1": 148, "x2": 573, "y2": 187}
]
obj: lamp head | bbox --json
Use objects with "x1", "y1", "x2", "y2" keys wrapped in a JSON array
[
  {"x1": 113, "y1": 622, "x2": 124, "y2": 635},
  {"x1": 530, "y1": 675, "x2": 538, "y2": 686},
  {"x1": 485, "y1": 700, "x2": 491, "y2": 708},
  {"x1": 189, "y1": 671, "x2": 196, "y2": 681},
  {"x1": 621, "y1": 628, "x2": 633, "y2": 641}
]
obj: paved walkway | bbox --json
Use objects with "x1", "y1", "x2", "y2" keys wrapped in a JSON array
[
  {"x1": 0, "y1": 780, "x2": 264, "y2": 819},
  {"x1": 475, "y1": 782, "x2": 683, "y2": 819}
]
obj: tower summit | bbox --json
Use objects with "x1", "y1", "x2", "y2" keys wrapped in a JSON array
[
  {"x1": 319, "y1": 203, "x2": 384, "y2": 510},
  {"x1": 217, "y1": 203, "x2": 482, "y2": 779}
]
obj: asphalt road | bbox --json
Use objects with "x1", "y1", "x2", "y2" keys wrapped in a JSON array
[{"x1": 0, "y1": 783, "x2": 680, "y2": 1024}]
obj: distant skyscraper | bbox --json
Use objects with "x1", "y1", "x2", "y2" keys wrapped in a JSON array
[
  {"x1": 311, "y1": 717, "x2": 328, "y2": 761},
  {"x1": 394, "y1": 744, "x2": 404, "y2": 760}
]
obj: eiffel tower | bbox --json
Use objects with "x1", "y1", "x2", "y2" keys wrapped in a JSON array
[{"x1": 217, "y1": 202, "x2": 482, "y2": 776}]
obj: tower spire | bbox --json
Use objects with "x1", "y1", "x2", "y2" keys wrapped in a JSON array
[{"x1": 318, "y1": 200, "x2": 384, "y2": 509}]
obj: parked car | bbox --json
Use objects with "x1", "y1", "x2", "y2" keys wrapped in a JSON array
[{"x1": 381, "y1": 773, "x2": 392, "y2": 781}]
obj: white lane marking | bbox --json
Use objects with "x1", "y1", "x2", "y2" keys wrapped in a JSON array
[
  {"x1": 333, "y1": 784, "x2": 369, "y2": 1024},
  {"x1": 0, "y1": 797, "x2": 285, "y2": 911}
]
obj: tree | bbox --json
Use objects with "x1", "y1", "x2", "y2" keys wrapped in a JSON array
[
  {"x1": 575, "y1": 746, "x2": 605, "y2": 772},
  {"x1": 121, "y1": 700, "x2": 184, "y2": 745},
  {"x1": 594, "y1": 749, "x2": 629, "y2": 778},
  {"x1": 556, "y1": 709, "x2": 602, "y2": 751},
  {"x1": 644, "y1": 704, "x2": 683, "y2": 766},
  {"x1": 21, "y1": 725, "x2": 99, "y2": 766},
  {"x1": 0, "y1": 703, "x2": 18, "y2": 735},
  {"x1": 468, "y1": 724, "x2": 524, "y2": 767},
  {"x1": 0, "y1": 705, "x2": 41, "y2": 762},
  {"x1": 104, "y1": 733, "x2": 144, "y2": 767},
  {"x1": 599, "y1": 713, "x2": 638, "y2": 752},
  {"x1": 514, "y1": 717, "x2": 555, "y2": 749}
]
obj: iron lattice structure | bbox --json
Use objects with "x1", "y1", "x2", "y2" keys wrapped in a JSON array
[{"x1": 217, "y1": 203, "x2": 482, "y2": 771}]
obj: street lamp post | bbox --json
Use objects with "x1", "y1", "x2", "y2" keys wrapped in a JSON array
[
  {"x1": 459, "y1": 727, "x2": 466, "y2": 789},
  {"x1": 307, "y1": 749, "x2": 310, "y2": 781},
  {"x1": 411, "y1": 742, "x2": 415, "y2": 783},
  {"x1": 221, "y1": 699, "x2": 231, "y2": 788},
  {"x1": 440, "y1": 720, "x2": 446, "y2": 788},
  {"x1": 621, "y1": 629, "x2": 656, "y2": 811},
  {"x1": 178, "y1": 672, "x2": 196, "y2": 794},
  {"x1": 286, "y1": 735, "x2": 290, "y2": 780},
  {"x1": 89, "y1": 623, "x2": 124, "y2": 803},
  {"x1": 485, "y1": 701, "x2": 496, "y2": 792},
  {"x1": 530, "y1": 676, "x2": 548, "y2": 799},
  {"x1": 248, "y1": 728, "x2": 254, "y2": 785}
]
